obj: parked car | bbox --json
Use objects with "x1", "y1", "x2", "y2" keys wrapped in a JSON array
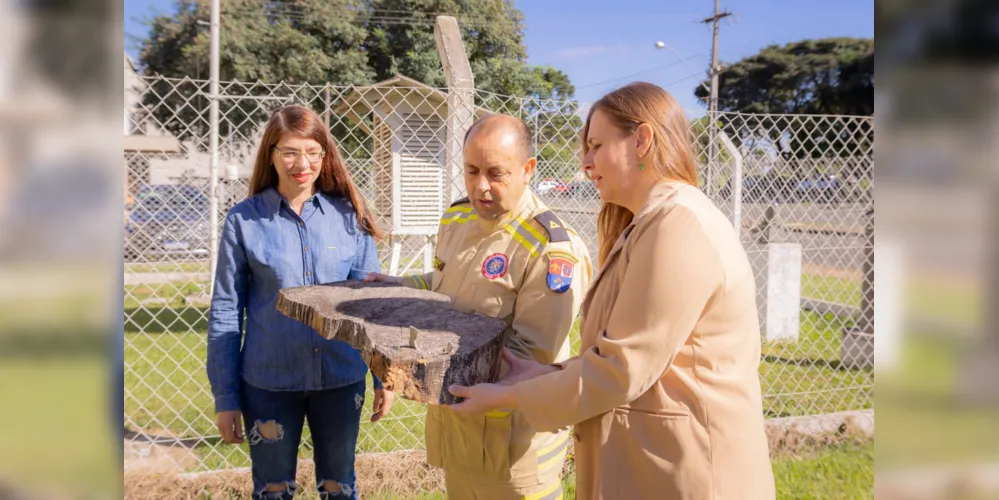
[
  {"x1": 793, "y1": 175, "x2": 855, "y2": 203},
  {"x1": 0, "y1": 162, "x2": 113, "y2": 262},
  {"x1": 718, "y1": 173, "x2": 797, "y2": 203},
  {"x1": 563, "y1": 180, "x2": 600, "y2": 200},
  {"x1": 125, "y1": 184, "x2": 211, "y2": 261},
  {"x1": 533, "y1": 178, "x2": 563, "y2": 196}
]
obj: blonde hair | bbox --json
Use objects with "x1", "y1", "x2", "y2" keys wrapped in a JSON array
[{"x1": 581, "y1": 82, "x2": 698, "y2": 265}]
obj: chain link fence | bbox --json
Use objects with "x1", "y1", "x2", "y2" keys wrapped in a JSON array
[{"x1": 123, "y1": 75, "x2": 873, "y2": 495}]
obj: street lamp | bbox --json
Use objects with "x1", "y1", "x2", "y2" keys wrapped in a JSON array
[
  {"x1": 654, "y1": 41, "x2": 720, "y2": 197},
  {"x1": 653, "y1": 41, "x2": 712, "y2": 95}
]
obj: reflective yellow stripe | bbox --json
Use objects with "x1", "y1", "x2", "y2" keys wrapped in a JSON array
[
  {"x1": 502, "y1": 225, "x2": 539, "y2": 258},
  {"x1": 516, "y1": 216, "x2": 547, "y2": 243},
  {"x1": 445, "y1": 205, "x2": 474, "y2": 214},
  {"x1": 413, "y1": 275, "x2": 428, "y2": 290},
  {"x1": 503, "y1": 218, "x2": 549, "y2": 258},
  {"x1": 537, "y1": 435, "x2": 570, "y2": 473},
  {"x1": 441, "y1": 212, "x2": 478, "y2": 225},
  {"x1": 484, "y1": 410, "x2": 511, "y2": 418},
  {"x1": 522, "y1": 478, "x2": 562, "y2": 500},
  {"x1": 538, "y1": 445, "x2": 568, "y2": 474},
  {"x1": 536, "y1": 434, "x2": 568, "y2": 457}
]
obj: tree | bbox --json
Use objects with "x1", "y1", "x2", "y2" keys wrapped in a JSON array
[
  {"x1": 693, "y1": 38, "x2": 873, "y2": 163},
  {"x1": 695, "y1": 37, "x2": 873, "y2": 116},
  {"x1": 137, "y1": 0, "x2": 374, "y2": 150},
  {"x1": 135, "y1": 0, "x2": 579, "y2": 151}
]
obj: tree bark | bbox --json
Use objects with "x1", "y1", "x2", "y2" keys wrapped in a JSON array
[{"x1": 276, "y1": 280, "x2": 507, "y2": 405}]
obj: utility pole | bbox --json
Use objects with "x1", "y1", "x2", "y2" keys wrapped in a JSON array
[{"x1": 702, "y1": 0, "x2": 731, "y2": 199}]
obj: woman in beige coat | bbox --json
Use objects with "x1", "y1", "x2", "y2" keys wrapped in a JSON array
[{"x1": 449, "y1": 82, "x2": 776, "y2": 499}]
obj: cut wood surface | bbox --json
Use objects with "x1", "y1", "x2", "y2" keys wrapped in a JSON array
[{"x1": 276, "y1": 280, "x2": 507, "y2": 405}]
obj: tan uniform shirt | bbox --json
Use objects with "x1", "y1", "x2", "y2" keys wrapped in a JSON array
[
  {"x1": 512, "y1": 181, "x2": 776, "y2": 499},
  {"x1": 401, "y1": 190, "x2": 592, "y2": 489}
]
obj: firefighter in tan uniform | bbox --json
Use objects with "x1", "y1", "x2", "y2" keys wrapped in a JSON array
[{"x1": 368, "y1": 114, "x2": 591, "y2": 500}]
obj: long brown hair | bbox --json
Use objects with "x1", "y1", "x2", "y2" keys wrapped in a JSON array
[
  {"x1": 249, "y1": 105, "x2": 383, "y2": 239},
  {"x1": 581, "y1": 82, "x2": 698, "y2": 265}
]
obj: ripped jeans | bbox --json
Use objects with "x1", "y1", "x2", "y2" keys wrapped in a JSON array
[{"x1": 241, "y1": 380, "x2": 365, "y2": 499}]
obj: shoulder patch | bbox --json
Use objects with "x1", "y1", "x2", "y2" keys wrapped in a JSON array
[
  {"x1": 449, "y1": 197, "x2": 471, "y2": 208},
  {"x1": 546, "y1": 250, "x2": 577, "y2": 293},
  {"x1": 534, "y1": 210, "x2": 570, "y2": 243}
]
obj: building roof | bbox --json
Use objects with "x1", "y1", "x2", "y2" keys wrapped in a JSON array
[{"x1": 335, "y1": 74, "x2": 492, "y2": 134}]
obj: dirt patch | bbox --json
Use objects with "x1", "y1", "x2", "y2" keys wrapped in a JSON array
[
  {"x1": 123, "y1": 438, "x2": 198, "y2": 475},
  {"x1": 123, "y1": 450, "x2": 446, "y2": 499},
  {"x1": 123, "y1": 412, "x2": 873, "y2": 497},
  {"x1": 766, "y1": 410, "x2": 874, "y2": 457}
]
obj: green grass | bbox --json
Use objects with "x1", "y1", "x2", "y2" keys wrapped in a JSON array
[
  {"x1": 125, "y1": 282, "x2": 211, "y2": 311},
  {"x1": 0, "y1": 359, "x2": 117, "y2": 497},
  {"x1": 124, "y1": 328, "x2": 430, "y2": 469},
  {"x1": 760, "y1": 312, "x2": 872, "y2": 417},
  {"x1": 125, "y1": 275, "x2": 876, "y2": 472},
  {"x1": 123, "y1": 274, "x2": 875, "y2": 497},
  {"x1": 771, "y1": 442, "x2": 873, "y2": 499},
  {"x1": 361, "y1": 443, "x2": 873, "y2": 499},
  {"x1": 904, "y1": 275, "x2": 980, "y2": 327},
  {"x1": 125, "y1": 261, "x2": 208, "y2": 275},
  {"x1": 877, "y1": 334, "x2": 999, "y2": 468},
  {"x1": 800, "y1": 271, "x2": 980, "y2": 327},
  {"x1": 802, "y1": 274, "x2": 861, "y2": 307}
]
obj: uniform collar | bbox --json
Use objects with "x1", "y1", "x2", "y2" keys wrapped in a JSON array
[{"x1": 473, "y1": 190, "x2": 536, "y2": 230}]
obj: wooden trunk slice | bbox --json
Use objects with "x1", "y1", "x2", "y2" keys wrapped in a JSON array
[{"x1": 276, "y1": 280, "x2": 507, "y2": 405}]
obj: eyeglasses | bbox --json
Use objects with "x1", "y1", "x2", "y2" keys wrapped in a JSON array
[{"x1": 274, "y1": 147, "x2": 325, "y2": 164}]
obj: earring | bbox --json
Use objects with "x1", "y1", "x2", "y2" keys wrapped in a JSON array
[{"x1": 638, "y1": 161, "x2": 645, "y2": 170}]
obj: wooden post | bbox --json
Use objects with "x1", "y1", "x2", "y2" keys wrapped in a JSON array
[
  {"x1": 960, "y1": 182, "x2": 999, "y2": 404},
  {"x1": 841, "y1": 207, "x2": 875, "y2": 370},
  {"x1": 859, "y1": 207, "x2": 875, "y2": 333},
  {"x1": 434, "y1": 16, "x2": 475, "y2": 205},
  {"x1": 323, "y1": 84, "x2": 331, "y2": 128}
]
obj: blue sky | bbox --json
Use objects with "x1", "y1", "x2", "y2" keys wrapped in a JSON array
[{"x1": 123, "y1": 0, "x2": 873, "y2": 115}]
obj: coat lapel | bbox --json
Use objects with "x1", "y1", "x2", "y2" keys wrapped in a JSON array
[{"x1": 581, "y1": 182, "x2": 683, "y2": 314}]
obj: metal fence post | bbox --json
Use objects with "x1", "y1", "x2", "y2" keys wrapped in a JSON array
[
  {"x1": 716, "y1": 129, "x2": 742, "y2": 238},
  {"x1": 207, "y1": 0, "x2": 221, "y2": 295},
  {"x1": 122, "y1": 79, "x2": 876, "y2": 490}
]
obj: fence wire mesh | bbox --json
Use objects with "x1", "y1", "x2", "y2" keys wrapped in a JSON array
[{"x1": 123, "y1": 76, "x2": 873, "y2": 495}]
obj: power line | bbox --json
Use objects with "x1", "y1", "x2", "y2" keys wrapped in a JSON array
[
  {"x1": 575, "y1": 54, "x2": 706, "y2": 90},
  {"x1": 263, "y1": 8, "x2": 704, "y2": 28},
  {"x1": 266, "y1": 12, "x2": 496, "y2": 28},
  {"x1": 662, "y1": 73, "x2": 703, "y2": 87}
]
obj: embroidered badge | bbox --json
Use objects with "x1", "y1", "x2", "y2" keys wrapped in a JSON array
[
  {"x1": 481, "y1": 253, "x2": 509, "y2": 280},
  {"x1": 433, "y1": 256, "x2": 445, "y2": 271},
  {"x1": 546, "y1": 250, "x2": 578, "y2": 293}
]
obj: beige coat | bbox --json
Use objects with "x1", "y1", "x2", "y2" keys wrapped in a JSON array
[
  {"x1": 512, "y1": 181, "x2": 776, "y2": 499},
  {"x1": 402, "y1": 190, "x2": 593, "y2": 491}
]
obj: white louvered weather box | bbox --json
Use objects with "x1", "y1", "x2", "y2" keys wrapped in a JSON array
[{"x1": 337, "y1": 75, "x2": 489, "y2": 275}]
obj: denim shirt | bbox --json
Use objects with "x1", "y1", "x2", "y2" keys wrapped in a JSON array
[{"x1": 207, "y1": 187, "x2": 382, "y2": 413}]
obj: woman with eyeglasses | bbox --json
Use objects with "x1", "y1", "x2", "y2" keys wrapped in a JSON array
[{"x1": 207, "y1": 105, "x2": 393, "y2": 500}]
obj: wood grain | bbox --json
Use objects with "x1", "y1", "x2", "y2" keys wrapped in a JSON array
[{"x1": 277, "y1": 280, "x2": 507, "y2": 404}]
